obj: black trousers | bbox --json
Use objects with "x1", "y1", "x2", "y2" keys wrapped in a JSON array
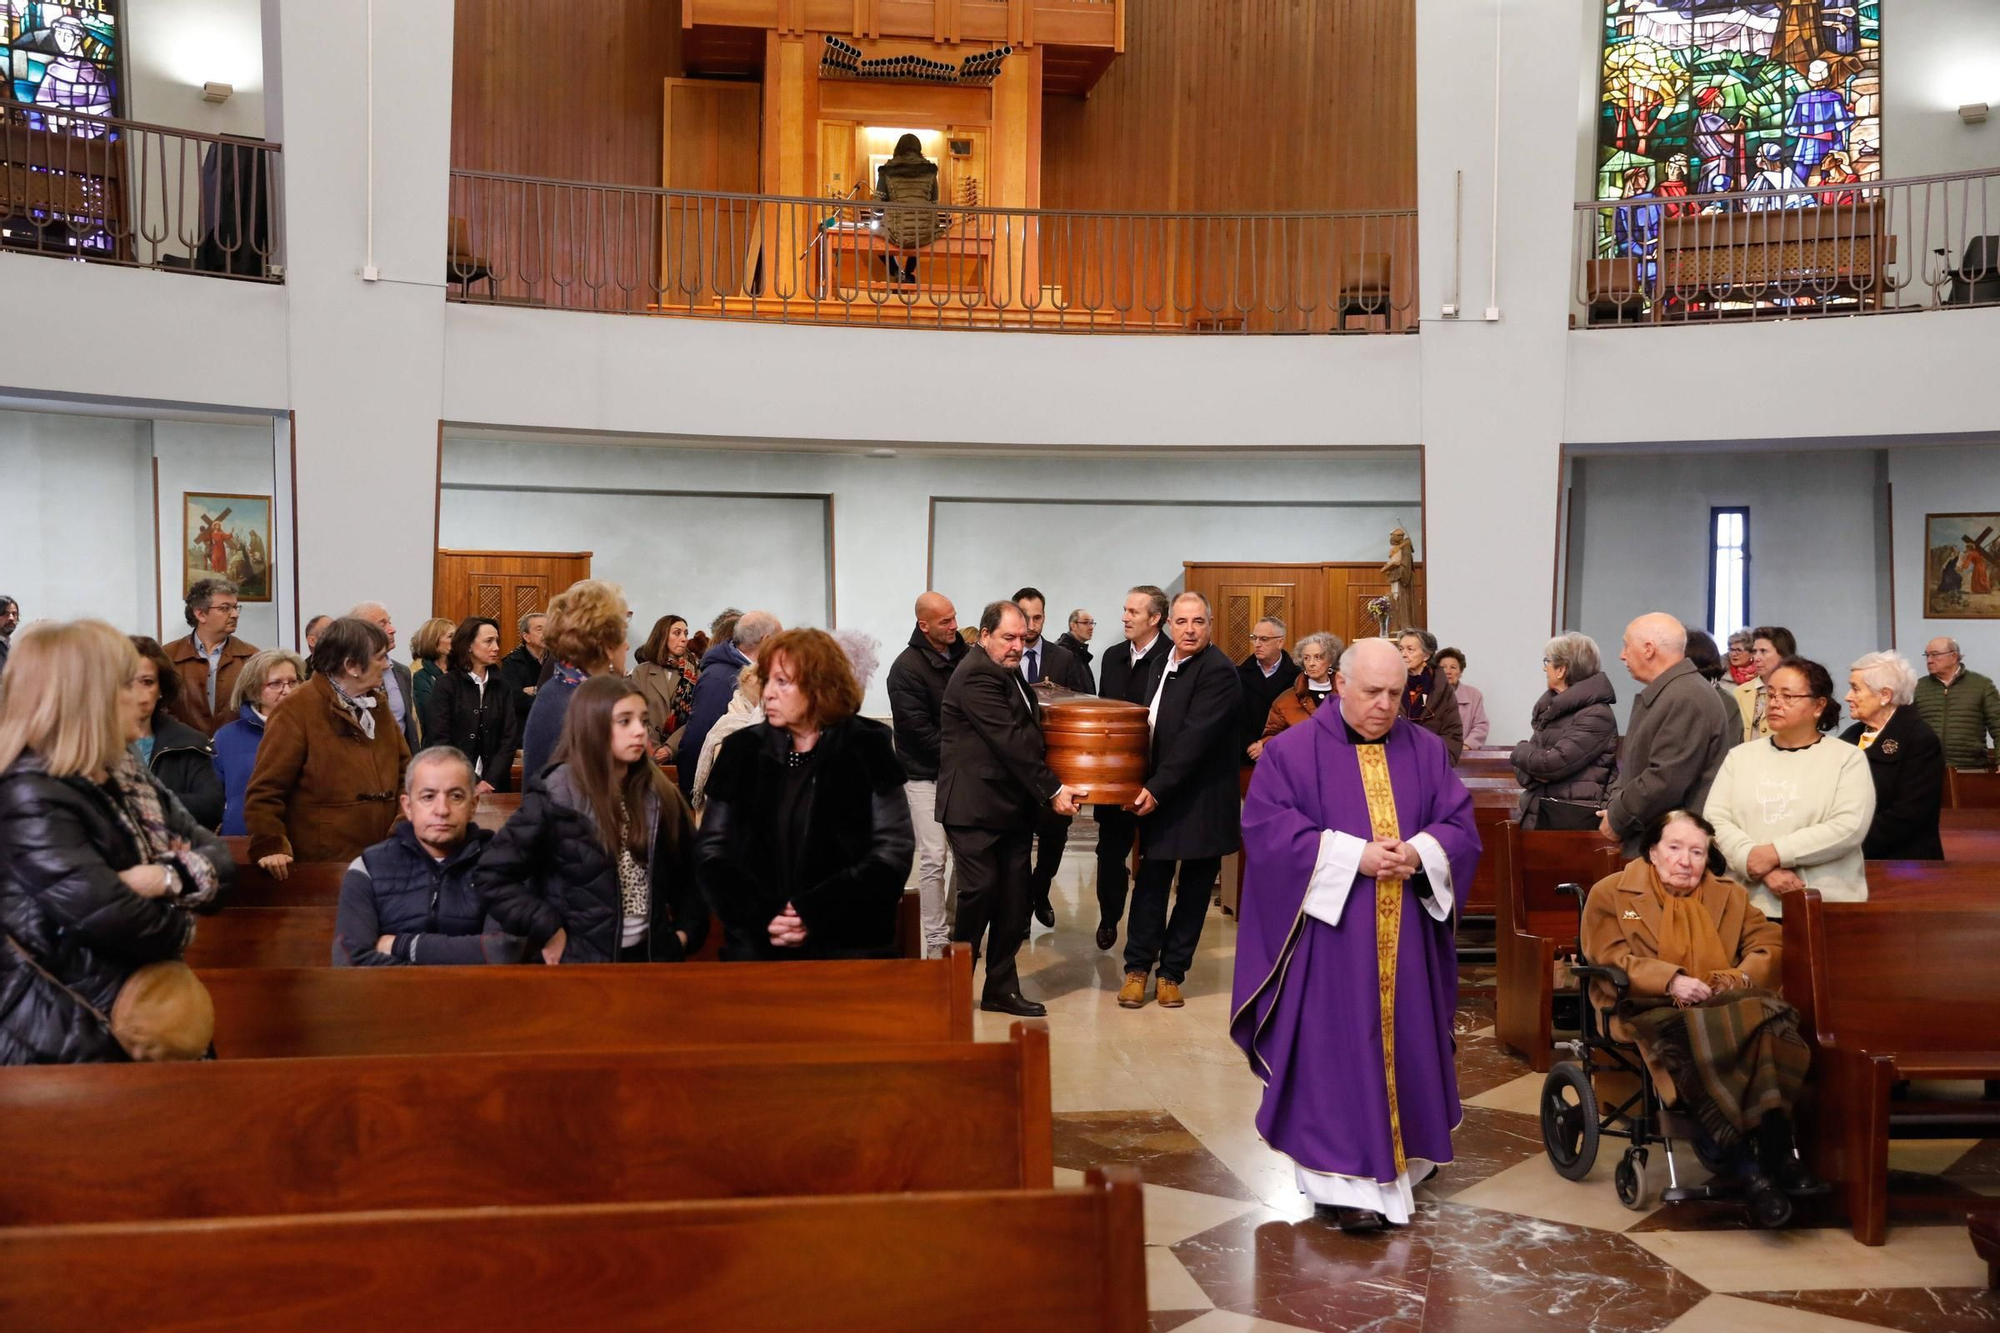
[
  {"x1": 946, "y1": 824, "x2": 1034, "y2": 998},
  {"x1": 1122, "y1": 856, "x2": 1221, "y2": 984},
  {"x1": 1094, "y1": 808, "x2": 1140, "y2": 929},
  {"x1": 1029, "y1": 811, "x2": 1071, "y2": 910}
]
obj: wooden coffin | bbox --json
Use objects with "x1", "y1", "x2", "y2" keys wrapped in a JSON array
[{"x1": 1041, "y1": 693, "x2": 1150, "y2": 807}]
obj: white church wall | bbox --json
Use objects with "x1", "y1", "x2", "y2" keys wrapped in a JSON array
[
  {"x1": 151, "y1": 418, "x2": 284, "y2": 647},
  {"x1": 1889, "y1": 442, "x2": 2000, "y2": 673},
  {"x1": 0, "y1": 410, "x2": 153, "y2": 632}
]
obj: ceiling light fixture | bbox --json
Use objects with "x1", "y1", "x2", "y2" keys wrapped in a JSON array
[{"x1": 202, "y1": 81, "x2": 234, "y2": 104}]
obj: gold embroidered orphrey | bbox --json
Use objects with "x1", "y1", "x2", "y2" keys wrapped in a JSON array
[{"x1": 1355, "y1": 741, "x2": 1407, "y2": 1175}]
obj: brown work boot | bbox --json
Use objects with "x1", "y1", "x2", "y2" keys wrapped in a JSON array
[
  {"x1": 1156, "y1": 979, "x2": 1185, "y2": 1008},
  {"x1": 1117, "y1": 972, "x2": 1149, "y2": 1008}
]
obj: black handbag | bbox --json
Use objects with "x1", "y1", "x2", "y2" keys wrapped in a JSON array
[{"x1": 1536, "y1": 798, "x2": 1604, "y2": 832}]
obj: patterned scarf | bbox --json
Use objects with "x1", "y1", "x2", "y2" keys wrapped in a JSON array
[
  {"x1": 102, "y1": 752, "x2": 220, "y2": 907},
  {"x1": 328, "y1": 677, "x2": 378, "y2": 741},
  {"x1": 660, "y1": 653, "x2": 699, "y2": 729},
  {"x1": 1402, "y1": 667, "x2": 1433, "y2": 721},
  {"x1": 614, "y1": 800, "x2": 649, "y2": 920}
]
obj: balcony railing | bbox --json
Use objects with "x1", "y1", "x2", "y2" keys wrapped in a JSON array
[
  {"x1": 447, "y1": 170, "x2": 1417, "y2": 334},
  {"x1": 1573, "y1": 165, "x2": 2000, "y2": 326},
  {"x1": 0, "y1": 106, "x2": 282, "y2": 280}
]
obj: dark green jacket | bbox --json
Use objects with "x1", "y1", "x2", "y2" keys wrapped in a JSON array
[{"x1": 1914, "y1": 668, "x2": 2000, "y2": 770}]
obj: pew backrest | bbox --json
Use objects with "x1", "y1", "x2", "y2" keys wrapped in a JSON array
[
  {"x1": 1948, "y1": 768, "x2": 2000, "y2": 811},
  {"x1": 198, "y1": 947, "x2": 976, "y2": 1057},
  {"x1": 0, "y1": 1024, "x2": 1051, "y2": 1226},
  {"x1": 1497, "y1": 821, "x2": 1623, "y2": 940},
  {"x1": 0, "y1": 1169, "x2": 1147, "y2": 1333},
  {"x1": 182, "y1": 907, "x2": 336, "y2": 969},
  {"x1": 1780, "y1": 888, "x2": 2000, "y2": 1055}
]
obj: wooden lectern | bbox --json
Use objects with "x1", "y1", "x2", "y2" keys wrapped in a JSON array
[{"x1": 667, "y1": 0, "x2": 1124, "y2": 313}]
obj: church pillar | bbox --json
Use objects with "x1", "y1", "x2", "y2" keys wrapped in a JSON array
[
  {"x1": 1414, "y1": 0, "x2": 1591, "y2": 744},
  {"x1": 264, "y1": 0, "x2": 454, "y2": 643}
]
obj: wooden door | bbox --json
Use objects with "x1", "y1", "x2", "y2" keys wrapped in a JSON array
[
  {"x1": 661, "y1": 78, "x2": 762, "y2": 303},
  {"x1": 1216, "y1": 584, "x2": 1296, "y2": 664},
  {"x1": 434, "y1": 551, "x2": 593, "y2": 655}
]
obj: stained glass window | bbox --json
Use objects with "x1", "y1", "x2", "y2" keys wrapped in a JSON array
[
  {"x1": 3, "y1": 0, "x2": 121, "y2": 129},
  {"x1": 1596, "y1": 2, "x2": 1882, "y2": 309}
]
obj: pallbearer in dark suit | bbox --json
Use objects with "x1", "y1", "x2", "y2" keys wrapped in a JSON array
[
  {"x1": 1118, "y1": 592, "x2": 1245, "y2": 1010},
  {"x1": 1092, "y1": 585, "x2": 1174, "y2": 952},
  {"x1": 939, "y1": 600, "x2": 1088, "y2": 1017},
  {"x1": 1013, "y1": 586, "x2": 1092, "y2": 929}
]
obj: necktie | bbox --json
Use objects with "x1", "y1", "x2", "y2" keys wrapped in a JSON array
[{"x1": 1025, "y1": 647, "x2": 1040, "y2": 684}]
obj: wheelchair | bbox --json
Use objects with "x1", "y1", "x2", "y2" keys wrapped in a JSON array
[{"x1": 1534, "y1": 881, "x2": 1817, "y2": 1221}]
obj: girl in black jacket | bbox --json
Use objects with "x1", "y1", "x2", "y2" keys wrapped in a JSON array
[
  {"x1": 129, "y1": 636, "x2": 226, "y2": 829},
  {"x1": 0, "y1": 622, "x2": 232, "y2": 1064},
  {"x1": 421, "y1": 616, "x2": 518, "y2": 793},
  {"x1": 478, "y1": 674, "x2": 705, "y2": 963}
]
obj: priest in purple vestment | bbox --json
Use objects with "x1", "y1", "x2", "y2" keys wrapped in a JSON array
[{"x1": 1230, "y1": 637, "x2": 1481, "y2": 1232}]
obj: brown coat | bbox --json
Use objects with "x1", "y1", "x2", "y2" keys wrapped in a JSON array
[
  {"x1": 243, "y1": 673, "x2": 410, "y2": 863},
  {"x1": 163, "y1": 633, "x2": 259, "y2": 736},
  {"x1": 1262, "y1": 676, "x2": 1331, "y2": 740}
]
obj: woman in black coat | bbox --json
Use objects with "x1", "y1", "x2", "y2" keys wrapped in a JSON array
[
  {"x1": 128, "y1": 636, "x2": 226, "y2": 829},
  {"x1": 1840, "y1": 651, "x2": 1945, "y2": 860},
  {"x1": 421, "y1": 616, "x2": 518, "y2": 793},
  {"x1": 0, "y1": 621, "x2": 231, "y2": 1064},
  {"x1": 696, "y1": 628, "x2": 914, "y2": 961},
  {"x1": 478, "y1": 674, "x2": 706, "y2": 963},
  {"x1": 1511, "y1": 632, "x2": 1620, "y2": 830}
]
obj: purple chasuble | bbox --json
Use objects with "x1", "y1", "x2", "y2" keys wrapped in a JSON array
[{"x1": 1229, "y1": 706, "x2": 1481, "y2": 1186}]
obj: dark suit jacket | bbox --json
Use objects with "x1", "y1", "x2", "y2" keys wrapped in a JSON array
[
  {"x1": 1027, "y1": 638, "x2": 1095, "y2": 695},
  {"x1": 1094, "y1": 634, "x2": 1174, "y2": 826},
  {"x1": 1237, "y1": 652, "x2": 1301, "y2": 754},
  {"x1": 938, "y1": 647, "x2": 1062, "y2": 833},
  {"x1": 1140, "y1": 643, "x2": 1245, "y2": 860},
  {"x1": 387, "y1": 662, "x2": 422, "y2": 752},
  {"x1": 1839, "y1": 706, "x2": 1946, "y2": 860}
]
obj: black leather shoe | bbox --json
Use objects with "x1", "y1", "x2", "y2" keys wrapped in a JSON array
[
  {"x1": 980, "y1": 992, "x2": 1047, "y2": 1018},
  {"x1": 1033, "y1": 898, "x2": 1055, "y2": 928},
  {"x1": 1095, "y1": 922, "x2": 1117, "y2": 951},
  {"x1": 1317, "y1": 1206, "x2": 1388, "y2": 1234}
]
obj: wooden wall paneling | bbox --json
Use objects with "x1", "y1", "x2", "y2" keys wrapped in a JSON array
[
  {"x1": 434, "y1": 551, "x2": 594, "y2": 655},
  {"x1": 1185, "y1": 561, "x2": 1422, "y2": 657},
  {"x1": 663, "y1": 79, "x2": 763, "y2": 302}
]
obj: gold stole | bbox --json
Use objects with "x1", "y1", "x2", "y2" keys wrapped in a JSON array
[{"x1": 1356, "y1": 741, "x2": 1407, "y2": 1175}]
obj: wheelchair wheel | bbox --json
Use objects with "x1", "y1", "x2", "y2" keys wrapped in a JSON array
[
  {"x1": 1540, "y1": 1063, "x2": 1599, "y2": 1181},
  {"x1": 1616, "y1": 1147, "x2": 1651, "y2": 1211}
]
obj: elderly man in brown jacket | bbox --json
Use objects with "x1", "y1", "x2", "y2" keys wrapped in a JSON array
[
  {"x1": 1600, "y1": 613, "x2": 1736, "y2": 856},
  {"x1": 164, "y1": 577, "x2": 260, "y2": 736}
]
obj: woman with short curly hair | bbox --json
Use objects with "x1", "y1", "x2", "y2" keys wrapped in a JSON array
[
  {"x1": 521, "y1": 579, "x2": 631, "y2": 779},
  {"x1": 695, "y1": 628, "x2": 912, "y2": 961}
]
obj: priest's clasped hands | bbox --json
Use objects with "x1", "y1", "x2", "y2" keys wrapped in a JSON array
[{"x1": 1357, "y1": 838, "x2": 1423, "y2": 880}]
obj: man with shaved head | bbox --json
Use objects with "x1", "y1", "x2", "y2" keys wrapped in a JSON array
[
  {"x1": 1231, "y1": 637, "x2": 1480, "y2": 1233},
  {"x1": 1599, "y1": 611, "x2": 1737, "y2": 853},
  {"x1": 887, "y1": 590, "x2": 969, "y2": 956}
]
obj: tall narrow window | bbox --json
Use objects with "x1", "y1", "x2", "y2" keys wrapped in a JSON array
[{"x1": 1709, "y1": 507, "x2": 1749, "y2": 640}]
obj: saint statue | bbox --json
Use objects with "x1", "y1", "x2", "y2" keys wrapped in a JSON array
[{"x1": 1380, "y1": 528, "x2": 1416, "y2": 634}]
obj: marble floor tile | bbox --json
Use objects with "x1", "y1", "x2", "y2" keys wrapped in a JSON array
[
  {"x1": 1452, "y1": 1034, "x2": 1534, "y2": 1099},
  {"x1": 1886, "y1": 1139, "x2": 1980, "y2": 1177},
  {"x1": 1445, "y1": 1144, "x2": 1669, "y2": 1233},
  {"x1": 1168, "y1": 1312, "x2": 1328, "y2": 1332},
  {"x1": 1149, "y1": 1244, "x2": 1219, "y2": 1313},
  {"x1": 1150, "y1": 1312, "x2": 1214, "y2": 1333},
  {"x1": 1054, "y1": 1111, "x2": 1264, "y2": 1202},
  {"x1": 1943, "y1": 1138, "x2": 2000, "y2": 1179},
  {"x1": 1627, "y1": 1168, "x2": 1989, "y2": 1235},
  {"x1": 1464, "y1": 1070, "x2": 1546, "y2": 1118},
  {"x1": 1630, "y1": 1223, "x2": 1990, "y2": 1293},
  {"x1": 1736, "y1": 1286, "x2": 2000, "y2": 1333},
  {"x1": 1424, "y1": 1105, "x2": 1549, "y2": 1200},
  {"x1": 1660, "y1": 1293, "x2": 1895, "y2": 1333},
  {"x1": 1143, "y1": 1181, "x2": 1270, "y2": 1247},
  {"x1": 1171, "y1": 1204, "x2": 1432, "y2": 1330}
]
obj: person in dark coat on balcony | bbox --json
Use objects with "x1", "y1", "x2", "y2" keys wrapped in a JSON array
[{"x1": 872, "y1": 132, "x2": 944, "y2": 284}]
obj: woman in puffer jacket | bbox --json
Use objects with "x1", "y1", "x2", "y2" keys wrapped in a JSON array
[
  {"x1": 1511, "y1": 631, "x2": 1620, "y2": 830},
  {"x1": 0, "y1": 621, "x2": 232, "y2": 1064}
]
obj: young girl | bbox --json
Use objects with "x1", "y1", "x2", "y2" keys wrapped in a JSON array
[{"x1": 478, "y1": 674, "x2": 706, "y2": 963}]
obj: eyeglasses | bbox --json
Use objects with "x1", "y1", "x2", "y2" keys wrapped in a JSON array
[
  {"x1": 1249, "y1": 634, "x2": 1283, "y2": 644},
  {"x1": 207, "y1": 604, "x2": 240, "y2": 615},
  {"x1": 1073, "y1": 619, "x2": 1095, "y2": 628},
  {"x1": 1768, "y1": 691, "x2": 1820, "y2": 704},
  {"x1": 262, "y1": 678, "x2": 300, "y2": 694},
  {"x1": 1923, "y1": 650, "x2": 1957, "y2": 659}
]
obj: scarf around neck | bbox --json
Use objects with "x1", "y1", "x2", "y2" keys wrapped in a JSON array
[{"x1": 329, "y1": 677, "x2": 379, "y2": 741}]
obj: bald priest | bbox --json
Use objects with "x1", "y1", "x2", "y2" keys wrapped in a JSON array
[{"x1": 1229, "y1": 636, "x2": 1480, "y2": 1233}]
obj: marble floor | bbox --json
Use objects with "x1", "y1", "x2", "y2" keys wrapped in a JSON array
[{"x1": 974, "y1": 840, "x2": 2000, "y2": 1333}]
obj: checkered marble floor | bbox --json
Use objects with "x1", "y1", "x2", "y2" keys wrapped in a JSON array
[{"x1": 977, "y1": 840, "x2": 1999, "y2": 1332}]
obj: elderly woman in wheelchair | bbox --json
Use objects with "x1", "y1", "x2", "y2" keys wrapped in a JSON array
[{"x1": 1539, "y1": 808, "x2": 1824, "y2": 1227}]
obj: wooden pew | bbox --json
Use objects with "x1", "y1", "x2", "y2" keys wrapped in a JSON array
[
  {"x1": 0, "y1": 1023, "x2": 1052, "y2": 1226},
  {"x1": 1493, "y1": 821, "x2": 1623, "y2": 1072},
  {"x1": 199, "y1": 948, "x2": 976, "y2": 1058},
  {"x1": 1779, "y1": 886, "x2": 2000, "y2": 1245},
  {"x1": 0, "y1": 1169, "x2": 1147, "y2": 1333},
  {"x1": 1948, "y1": 768, "x2": 2000, "y2": 811},
  {"x1": 182, "y1": 906, "x2": 335, "y2": 969},
  {"x1": 1866, "y1": 860, "x2": 1999, "y2": 900},
  {"x1": 1974, "y1": 1213, "x2": 2000, "y2": 1289},
  {"x1": 1463, "y1": 781, "x2": 1523, "y2": 917},
  {"x1": 1940, "y1": 807, "x2": 2000, "y2": 863},
  {"x1": 220, "y1": 838, "x2": 348, "y2": 906}
]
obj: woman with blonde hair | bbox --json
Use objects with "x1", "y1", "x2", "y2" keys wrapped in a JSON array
[
  {"x1": 521, "y1": 580, "x2": 631, "y2": 779},
  {"x1": 408, "y1": 616, "x2": 455, "y2": 734},
  {"x1": 211, "y1": 647, "x2": 307, "y2": 836},
  {"x1": 0, "y1": 621, "x2": 231, "y2": 1064}
]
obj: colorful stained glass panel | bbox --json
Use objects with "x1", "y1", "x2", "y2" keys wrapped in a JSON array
[{"x1": 2, "y1": 0, "x2": 121, "y2": 128}]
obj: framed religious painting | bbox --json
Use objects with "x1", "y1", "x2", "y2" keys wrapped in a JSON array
[
  {"x1": 183, "y1": 492, "x2": 273, "y2": 603},
  {"x1": 1923, "y1": 513, "x2": 2000, "y2": 620}
]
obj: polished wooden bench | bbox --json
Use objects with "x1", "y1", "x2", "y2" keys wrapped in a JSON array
[
  {"x1": 1778, "y1": 885, "x2": 2000, "y2": 1244},
  {"x1": 0, "y1": 1023, "x2": 1051, "y2": 1225},
  {"x1": 0, "y1": 1169, "x2": 1147, "y2": 1333},
  {"x1": 219, "y1": 840, "x2": 347, "y2": 906},
  {"x1": 199, "y1": 947, "x2": 975, "y2": 1058},
  {"x1": 183, "y1": 906, "x2": 336, "y2": 969},
  {"x1": 1493, "y1": 821, "x2": 1623, "y2": 1072},
  {"x1": 1974, "y1": 1213, "x2": 2000, "y2": 1289},
  {"x1": 1948, "y1": 769, "x2": 2000, "y2": 811},
  {"x1": 1866, "y1": 860, "x2": 2000, "y2": 899},
  {"x1": 1463, "y1": 781, "x2": 1525, "y2": 918}
]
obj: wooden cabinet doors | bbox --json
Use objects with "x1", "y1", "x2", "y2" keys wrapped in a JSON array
[
  {"x1": 1216, "y1": 583, "x2": 1297, "y2": 664},
  {"x1": 434, "y1": 551, "x2": 592, "y2": 655}
]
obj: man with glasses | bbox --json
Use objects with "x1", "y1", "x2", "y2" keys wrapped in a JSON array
[
  {"x1": 1055, "y1": 608, "x2": 1097, "y2": 685},
  {"x1": 1915, "y1": 638, "x2": 2000, "y2": 771},
  {"x1": 1237, "y1": 616, "x2": 1300, "y2": 763},
  {"x1": 165, "y1": 578, "x2": 261, "y2": 736}
]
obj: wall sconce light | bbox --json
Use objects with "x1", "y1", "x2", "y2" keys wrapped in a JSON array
[
  {"x1": 202, "y1": 81, "x2": 234, "y2": 104},
  {"x1": 1960, "y1": 102, "x2": 1990, "y2": 125}
]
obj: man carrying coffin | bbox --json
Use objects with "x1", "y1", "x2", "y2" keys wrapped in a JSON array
[{"x1": 1230, "y1": 637, "x2": 1480, "y2": 1233}]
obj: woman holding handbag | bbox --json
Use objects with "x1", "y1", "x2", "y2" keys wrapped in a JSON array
[{"x1": 0, "y1": 621, "x2": 232, "y2": 1064}]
